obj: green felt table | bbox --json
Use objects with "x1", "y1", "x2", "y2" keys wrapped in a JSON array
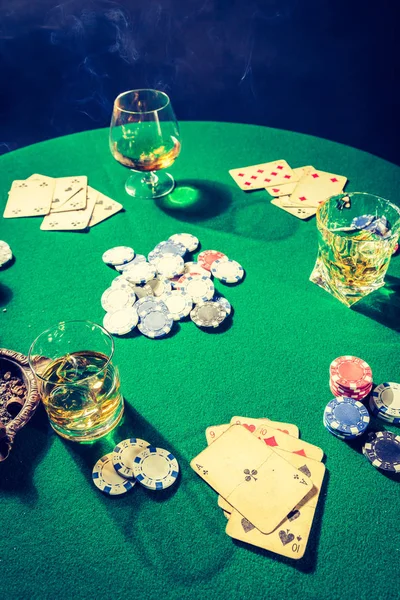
[{"x1": 0, "y1": 122, "x2": 400, "y2": 600}]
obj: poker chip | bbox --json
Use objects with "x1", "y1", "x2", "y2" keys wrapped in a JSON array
[
  {"x1": 175, "y1": 272, "x2": 205, "y2": 289},
  {"x1": 153, "y1": 253, "x2": 184, "y2": 278},
  {"x1": 135, "y1": 296, "x2": 169, "y2": 317},
  {"x1": 211, "y1": 259, "x2": 244, "y2": 284},
  {"x1": 111, "y1": 275, "x2": 135, "y2": 291},
  {"x1": 132, "y1": 446, "x2": 179, "y2": 490},
  {"x1": 371, "y1": 382, "x2": 400, "y2": 419},
  {"x1": 169, "y1": 233, "x2": 199, "y2": 252},
  {"x1": 153, "y1": 240, "x2": 186, "y2": 257},
  {"x1": 92, "y1": 453, "x2": 136, "y2": 495},
  {"x1": 103, "y1": 307, "x2": 138, "y2": 335},
  {"x1": 214, "y1": 295, "x2": 232, "y2": 316},
  {"x1": 198, "y1": 250, "x2": 228, "y2": 272},
  {"x1": 101, "y1": 286, "x2": 136, "y2": 312},
  {"x1": 368, "y1": 396, "x2": 400, "y2": 424},
  {"x1": 102, "y1": 246, "x2": 135, "y2": 266},
  {"x1": 352, "y1": 215, "x2": 375, "y2": 229},
  {"x1": 131, "y1": 283, "x2": 154, "y2": 298},
  {"x1": 190, "y1": 301, "x2": 227, "y2": 328},
  {"x1": 112, "y1": 438, "x2": 150, "y2": 479},
  {"x1": 147, "y1": 277, "x2": 172, "y2": 297},
  {"x1": 182, "y1": 262, "x2": 211, "y2": 278},
  {"x1": 0, "y1": 241, "x2": 12, "y2": 267},
  {"x1": 180, "y1": 275, "x2": 215, "y2": 303},
  {"x1": 115, "y1": 254, "x2": 147, "y2": 272},
  {"x1": 324, "y1": 396, "x2": 370, "y2": 438},
  {"x1": 161, "y1": 291, "x2": 193, "y2": 321},
  {"x1": 138, "y1": 305, "x2": 174, "y2": 338},
  {"x1": 330, "y1": 382, "x2": 372, "y2": 401},
  {"x1": 362, "y1": 431, "x2": 400, "y2": 472},
  {"x1": 148, "y1": 249, "x2": 162, "y2": 265},
  {"x1": 124, "y1": 262, "x2": 156, "y2": 284},
  {"x1": 329, "y1": 356, "x2": 372, "y2": 390}
]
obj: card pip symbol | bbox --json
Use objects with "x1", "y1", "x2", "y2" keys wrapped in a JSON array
[{"x1": 243, "y1": 468, "x2": 258, "y2": 482}]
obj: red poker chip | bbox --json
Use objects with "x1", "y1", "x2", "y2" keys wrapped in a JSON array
[
  {"x1": 393, "y1": 243, "x2": 399, "y2": 256},
  {"x1": 329, "y1": 356, "x2": 372, "y2": 390},
  {"x1": 330, "y1": 381, "x2": 372, "y2": 400},
  {"x1": 175, "y1": 272, "x2": 204, "y2": 289},
  {"x1": 197, "y1": 250, "x2": 227, "y2": 272},
  {"x1": 331, "y1": 378, "x2": 372, "y2": 394}
]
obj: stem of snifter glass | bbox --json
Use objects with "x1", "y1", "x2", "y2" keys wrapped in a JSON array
[{"x1": 141, "y1": 171, "x2": 159, "y2": 187}]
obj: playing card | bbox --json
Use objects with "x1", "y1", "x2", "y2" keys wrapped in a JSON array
[
  {"x1": 225, "y1": 451, "x2": 326, "y2": 560},
  {"x1": 254, "y1": 423, "x2": 324, "y2": 461},
  {"x1": 4, "y1": 178, "x2": 55, "y2": 218},
  {"x1": 51, "y1": 176, "x2": 88, "y2": 213},
  {"x1": 288, "y1": 168, "x2": 347, "y2": 208},
  {"x1": 27, "y1": 173, "x2": 55, "y2": 184},
  {"x1": 271, "y1": 197, "x2": 318, "y2": 220},
  {"x1": 205, "y1": 424, "x2": 230, "y2": 445},
  {"x1": 230, "y1": 416, "x2": 299, "y2": 438},
  {"x1": 191, "y1": 424, "x2": 313, "y2": 534},
  {"x1": 265, "y1": 166, "x2": 312, "y2": 197},
  {"x1": 40, "y1": 186, "x2": 98, "y2": 231},
  {"x1": 229, "y1": 160, "x2": 295, "y2": 191},
  {"x1": 88, "y1": 189, "x2": 123, "y2": 227}
]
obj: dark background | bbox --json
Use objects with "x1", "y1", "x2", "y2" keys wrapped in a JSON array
[{"x1": 0, "y1": 0, "x2": 399, "y2": 163}]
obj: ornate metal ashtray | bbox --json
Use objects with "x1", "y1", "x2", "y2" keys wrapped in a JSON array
[{"x1": 0, "y1": 348, "x2": 41, "y2": 461}]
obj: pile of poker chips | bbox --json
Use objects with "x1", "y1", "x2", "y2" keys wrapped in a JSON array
[
  {"x1": 331, "y1": 212, "x2": 399, "y2": 254},
  {"x1": 329, "y1": 356, "x2": 373, "y2": 401},
  {"x1": 369, "y1": 382, "x2": 400, "y2": 425},
  {"x1": 362, "y1": 431, "x2": 400, "y2": 473},
  {"x1": 92, "y1": 437, "x2": 179, "y2": 495},
  {"x1": 0, "y1": 241, "x2": 13, "y2": 268},
  {"x1": 323, "y1": 396, "x2": 370, "y2": 440},
  {"x1": 100, "y1": 233, "x2": 245, "y2": 338}
]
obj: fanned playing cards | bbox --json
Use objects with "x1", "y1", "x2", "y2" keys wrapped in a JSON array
[
  {"x1": 192, "y1": 415, "x2": 325, "y2": 560},
  {"x1": 3, "y1": 174, "x2": 123, "y2": 230}
]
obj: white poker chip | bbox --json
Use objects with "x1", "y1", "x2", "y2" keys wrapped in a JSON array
[
  {"x1": 138, "y1": 305, "x2": 174, "y2": 339},
  {"x1": 124, "y1": 262, "x2": 156, "y2": 284},
  {"x1": 154, "y1": 252, "x2": 184, "y2": 278},
  {"x1": 180, "y1": 275, "x2": 214, "y2": 303},
  {"x1": 135, "y1": 296, "x2": 169, "y2": 317},
  {"x1": 147, "y1": 277, "x2": 172, "y2": 297},
  {"x1": 102, "y1": 246, "x2": 135, "y2": 266},
  {"x1": 161, "y1": 290, "x2": 193, "y2": 321},
  {"x1": 0, "y1": 241, "x2": 12, "y2": 267},
  {"x1": 169, "y1": 233, "x2": 199, "y2": 252},
  {"x1": 92, "y1": 453, "x2": 136, "y2": 495},
  {"x1": 131, "y1": 283, "x2": 154, "y2": 298},
  {"x1": 214, "y1": 295, "x2": 232, "y2": 316},
  {"x1": 115, "y1": 254, "x2": 147, "y2": 272},
  {"x1": 211, "y1": 259, "x2": 244, "y2": 283},
  {"x1": 101, "y1": 286, "x2": 136, "y2": 312},
  {"x1": 112, "y1": 438, "x2": 150, "y2": 479},
  {"x1": 132, "y1": 446, "x2": 179, "y2": 490},
  {"x1": 103, "y1": 307, "x2": 138, "y2": 335},
  {"x1": 111, "y1": 275, "x2": 134, "y2": 291},
  {"x1": 183, "y1": 261, "x2": 211, "y2": 278}
]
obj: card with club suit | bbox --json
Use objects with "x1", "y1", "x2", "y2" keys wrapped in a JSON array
[
  {"x1": 191, "y1": 424, "x2": 313, "y2": 534},
  {"x1": 41, "y1": 186, "x2": 98, "y2": 231},
  {"x1": 50, "y1": 176, "x2": 87, "y2": 212},
  {"x1": 4, "y1": 178, "x2": 55, "y2": 218},
  {"x1": 88, "y1": 189, "x2": 124, "y2": 226}
]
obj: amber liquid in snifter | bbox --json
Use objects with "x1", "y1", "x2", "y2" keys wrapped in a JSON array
[{"x1": 39, "y1": 351, "x2": 123, "y2": 441}]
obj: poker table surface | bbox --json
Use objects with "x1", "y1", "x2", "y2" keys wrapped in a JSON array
[{"x1": 0, "y1": 122, "x2": 399, "y2": 600}]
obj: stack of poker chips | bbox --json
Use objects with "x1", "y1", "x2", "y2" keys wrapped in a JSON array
[
  {"x1": 329, "y1": 356, "x2": 373, "y2": 401},
  {"x1": 368, "y1": 382, "x2": 400, "y2": 425},
  {"x1": 323, "y1": 396, "x2": 370, "y2": 440},
  {"x1": 92, "y1": 437, "x2": 179, "y2": 496},
  {"x1": 100, "y1": 233, "x2": 245, "y2": 338}
]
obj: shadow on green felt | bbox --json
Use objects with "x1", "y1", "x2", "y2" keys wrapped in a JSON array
[
  {"x1": 63, "y1": 400, "x2": 235, "y2": 582},
  {"x1": 352, "y1": 275, "x2": 400, "y2": 332},
  {"x1": 0, "y1": 282, "x2": 13, "y2": 308},
  {"x1": 156, "y1": 179, "x2": 300, "y2": 243},
  {"x1": 231, "y1": 467, "x2": 330, "y2": 574},
  {"x1": 0, "y1": 402, "x2": 54, "y2": 505}
]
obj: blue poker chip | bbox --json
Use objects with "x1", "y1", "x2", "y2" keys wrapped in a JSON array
[
  {"x1": 362, "y1": 431, "x2": 400, "y2": 472},
  {"x1": 135, "y1": 296, "x2": 169, "y2": 318},
  {"x1": 213, "y1": 294, "x2": 232, "y2": 316},
  {"x1": 324, "y1": 396, "x2": 370, "y2": 437},
  {"x1": 132, "y1": 446, "x2": 179, "y2": 490},
  {"x1": 153, "y1": 240, "x2": 187, "y2": 257},
  {"x1": 351, "y1": 215, "x2": 375, "y2": 230},
  {"x1": 92, "y1": 453, "x2": 136, "y2": 495},
  {"x1": 137, "y1": 305, "x2": 174, "y2": 339},
  {"x1": 322, "y1": 416, "x2": 349, "y2": 440}
]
